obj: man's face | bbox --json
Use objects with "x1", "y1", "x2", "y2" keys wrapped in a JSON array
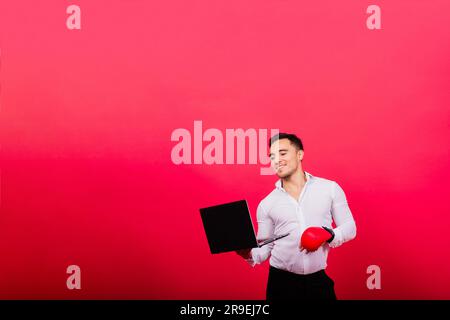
[{"x1": 269, "y1": 139, "x2": 303, "y2": 178}]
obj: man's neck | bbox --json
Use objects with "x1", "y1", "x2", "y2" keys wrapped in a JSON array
[{"x1": 281, "y1": 170, "x2": 307, "y2": 191}]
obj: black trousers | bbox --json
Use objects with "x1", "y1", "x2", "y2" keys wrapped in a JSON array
[{"x1": 266, "y1": 266, "x2": 337, "y2": 301}]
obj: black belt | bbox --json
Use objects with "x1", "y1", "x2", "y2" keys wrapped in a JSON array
[{"x1": 269, "y1": 266, "x2": 327, "y2": 280}]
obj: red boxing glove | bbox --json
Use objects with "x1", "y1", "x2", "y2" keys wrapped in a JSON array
[{"x1": 300, "y1": 227, "x2": 334, "y2": 252}]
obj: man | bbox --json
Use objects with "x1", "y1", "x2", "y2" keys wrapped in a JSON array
[{"x1": 236, "y1": 133, "x2": 356, "y2": 300}]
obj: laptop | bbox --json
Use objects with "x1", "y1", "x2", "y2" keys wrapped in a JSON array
[{"x1": 199, "y1": 199, "x2": 290, "y2": 254}]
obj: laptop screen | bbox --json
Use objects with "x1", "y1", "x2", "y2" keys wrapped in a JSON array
[{"x1": 199, "y1": 200, "x2": 257, "y2": 254}]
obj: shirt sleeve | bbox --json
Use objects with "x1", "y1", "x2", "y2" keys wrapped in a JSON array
[
  {"x1": 328, "y1": 181, "x2": 357, "y2": 248},
  {"x1": 245, "y1": 202, "x2": 275, "y2": 267}
]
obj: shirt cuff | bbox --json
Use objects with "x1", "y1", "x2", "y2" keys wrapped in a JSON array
[{"x1": 328, "y1": 228, "x2": 343, "y2": 248}]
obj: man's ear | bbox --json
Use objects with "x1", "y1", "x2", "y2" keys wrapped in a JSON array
[{"x1": 298, "y1": 150, "x2": 304, "y2": 161}]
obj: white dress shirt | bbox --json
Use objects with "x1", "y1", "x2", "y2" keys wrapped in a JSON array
[{"x1": 247, "y1": 171, "x2": 357, "y2": 275}]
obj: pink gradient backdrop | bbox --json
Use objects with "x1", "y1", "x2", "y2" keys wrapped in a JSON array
[{"x1": 0, "y1": 1, "x2": 449, "y2": 299}]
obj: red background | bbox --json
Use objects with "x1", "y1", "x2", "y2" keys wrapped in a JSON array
[{"x1": 0, "y1": 1, "x2": 449, "y2": 299}]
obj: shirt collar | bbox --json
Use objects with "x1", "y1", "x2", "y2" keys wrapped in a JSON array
[{"x1": 275, "y1": 171, "x2": 313, "y2": 190}]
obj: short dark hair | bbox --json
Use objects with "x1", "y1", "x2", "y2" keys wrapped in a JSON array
[{"x1": 269, "y1": 132, "x2": 304, "y2": 151}]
